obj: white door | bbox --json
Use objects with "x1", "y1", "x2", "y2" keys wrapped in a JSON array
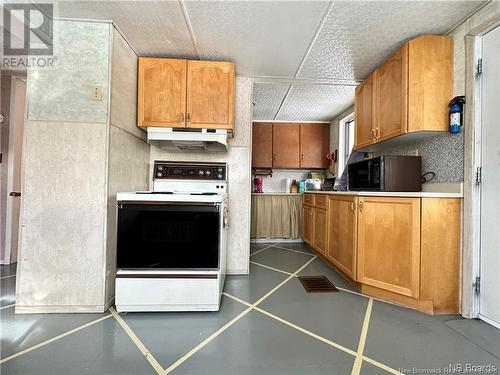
[
  {"x1": 4, "y1": 77, "x2": 26, "y2": 265},
  {"x1": 479, "y1": 25, "x2": 500, "y2": 328}
]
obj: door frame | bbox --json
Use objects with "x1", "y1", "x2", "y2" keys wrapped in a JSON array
[
  {"x1": 2, "y1": 76, "x2": 26, "y2": 265},
  {"x1": 462, "y1": 19, "x2": 500, "y2": 320}
]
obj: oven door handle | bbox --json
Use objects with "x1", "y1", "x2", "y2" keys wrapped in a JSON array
[
  {"x1": 117, "y1": 202, "x2": 220, "y2": 212},
  {"x1": 223, "y1": 207, "x2": 229, "y2": 229}
]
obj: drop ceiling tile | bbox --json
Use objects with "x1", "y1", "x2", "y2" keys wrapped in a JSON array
[
  {"x1": 57, "y1": 1, "x2": 198, "y2": 58},
  {"x1": 298, "y1": 1, "x2": 485, "y2": 80},
  {"x1": 252, "y1": 82, "x2": 290, "y2": 121},
  {"x1": 275, "y1": 84, "x2": 355, "y2": 122},
  {"x1": 184, "y1": 1, "x2": 330, "y2": 76}
]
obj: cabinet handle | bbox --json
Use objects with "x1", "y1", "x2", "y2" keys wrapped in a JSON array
[
  {"x1": 359, "y1": 200, "x2": 364, "y2": 213},
  {"x1": 375, "y1": 128, "x2": 380, "y2": 140},
  {"x1": 187, "y1": 112, "x2": 191, "y2": 125},
  {"x1": 181, "y1": 113, "x2": 185, "y2": 123},
  {"x1": 350, "y1": 201, "x2": 356, "y2": 213},
  {"x1": 369, "y1": 130, "x2": 373, "y2": 139},
  {"x1": 273, "y1": 153, "x2": 277, "y2": 162},
  {"x1": 301, "y1": 153, "x2": 304, "y2": 161}
]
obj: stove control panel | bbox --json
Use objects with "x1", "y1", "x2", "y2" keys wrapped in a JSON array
[{"x1": 153, "y1": 162, "x2": 227, "y2": 181}]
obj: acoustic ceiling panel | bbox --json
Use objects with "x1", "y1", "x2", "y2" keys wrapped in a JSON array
[
  {"x1": 252, "y1": 83, "x2": 290, "y2": 121},
  {"x1": 275, "y1": 84, "x2": 355, "y2": 122},
  {"x1": 298, "y1": 1, "x2": 485, "y2": 80},
  {"x1": 183, "y1": 1, "x2": 330, "y2": 76},
  {"x1": 57, "y1": 1, "x2": 198, "y2": 58}
]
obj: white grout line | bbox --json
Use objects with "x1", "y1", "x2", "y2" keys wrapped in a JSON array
[
  {"x1": 249, "y1": 244, "x2": 276, "y2": 257},
  {"x1": 0, "y1": 274, "x2": 16, "y2": 280},
  {"x1": 0, "y1": 314, "x2": 113, "y2": 364},
  {"x1": 271, "y1": 245, "x2": 316, "y2": 257},
  {"x1": 351, "y1": 298, "x2": 374, "y2": 375},
  {"x1": 164, "y1": 307, "x2": 253, "y2": 374},
  {"x1": 110, "y1": 307, "x2": 164, "y2": 375},
  {"x1": 249, "y1": 261, "x2": 294, "y2": 276},
  {"x1": 0, "y1": 304, "x2": 15, "y2": 311},
  {"x1": 223, "y1": 292, "x2": 357, "y2": 357},
  {"x1": 164, "y1": 255, "x2": 317, "y2": 373}
]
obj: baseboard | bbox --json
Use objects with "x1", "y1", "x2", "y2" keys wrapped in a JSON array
[
  {"x1": 226, "y1": 268, "x2": 249, "y2": 275},
  {"x1": 15, "y1": 304, "x2": 109, "y2": 314},
  {"x1": 251, "y1": 238, "x2": 303, "y2": 244}
]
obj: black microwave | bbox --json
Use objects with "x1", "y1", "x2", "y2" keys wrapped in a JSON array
[{"x1": 348, "y1": 156, "x2": 422, "y2": 192}]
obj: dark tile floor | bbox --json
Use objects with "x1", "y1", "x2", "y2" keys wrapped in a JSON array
[{"x1": 1, "y1": 243, "x2": 499, "y2": 375}]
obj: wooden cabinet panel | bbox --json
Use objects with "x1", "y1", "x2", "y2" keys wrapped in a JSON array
[
  {"x1": 138, "y1": 58, "x2": 187, "y2": 127},
  {"x1": 313, "y1": 195, "x2": 327, "y2": 209},
  {"x1": 186, "y1": 60, "x2": 235, "y2": 130},
  {"x1": 299, "y1": 124, "x2": 330, "y2": 168},
  {"x1": 272, "y1": 123, "x2": 300, "y2": 168},
  {"x1": 327, "y1": 196, "x2": 357, "y2": 280},
  {"x1": 252, "y1": 123, "x2": 273, "y2": 168},
  {"x1": 302, "y1": 205, "x2": 313, "y2": 244},
  {"x1": 312, "y1": 208, "x2": 328, "y2": 256},
  {"x1": 354, "y1": 74, "x2": 374, "y2": 150},
  {"x1": 408, "y1": 36, "x2": 453, "y2": 132},
  {"x1": 375, "y1": 45, "x2": 408, "y2": 142},
  {"x1": 357, "y1": 197, "x2": 420, "y2": 297}
]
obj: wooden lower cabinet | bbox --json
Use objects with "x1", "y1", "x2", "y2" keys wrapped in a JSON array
[
  {"x1": 312, "y1": 208, "x2": 328, "y2": 256},
  {"x1": 356, "y1": 197, "x2": 421, "y2": 298},
  {"x1": 301, "y1": 193, "x2": 460, "y2": 315},
  {"x1": 302, "y1": 205, "x2": 313, "y2": 244},
  {"x1": 327, "y1": 196, "x2": 357, "y2": 280}
]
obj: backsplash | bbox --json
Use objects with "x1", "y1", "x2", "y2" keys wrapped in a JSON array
[
  {"x1": 374, "y1": 132, "x2": 464, "y2": 183},
  {"x1": 256, "y1": 169, "x2": 311, "y2": 193}
]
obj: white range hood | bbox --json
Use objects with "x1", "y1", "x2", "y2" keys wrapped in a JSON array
[{"x1": 147, "y1": 127, "x2": 229, "y2": 152}]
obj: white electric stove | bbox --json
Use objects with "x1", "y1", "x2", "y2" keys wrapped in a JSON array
[{"x1": 115, "y1": 161, "x2": 228, "y2": 312}]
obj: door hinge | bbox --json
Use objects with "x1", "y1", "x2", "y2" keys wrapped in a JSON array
[
  {"x1": 473, "y1": 276, "x2": 481, "y2": 294},
  {"x1": 476, "y1": 58, "x2": 483, "y2": 78},
  {"x1": 475, "y1": 166, "x2": 482, "y2": 185}
]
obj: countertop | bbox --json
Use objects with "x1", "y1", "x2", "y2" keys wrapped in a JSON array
[
  {"x1": 251, "y1": 191, "x2": 462, "y2": 198},
  {"x1": 251, "y1": 193, "x2": 301, "y2": 196}
]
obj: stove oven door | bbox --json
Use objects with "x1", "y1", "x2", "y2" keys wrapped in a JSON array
[{"x1": 117, "y1": 202, "x2": 220, "y2": 270}]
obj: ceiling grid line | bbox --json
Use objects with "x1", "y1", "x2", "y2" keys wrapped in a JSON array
[
  {"x1": 178, "y1": 0, "x2": 200, "y2": 59},
  {"x1": 273, "y1": 1, "x2": 334, "y2": 120}
]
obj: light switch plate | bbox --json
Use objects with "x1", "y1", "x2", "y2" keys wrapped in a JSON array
[{"x1": 91, "y1": 86, "x2": 102, "y2": 101}]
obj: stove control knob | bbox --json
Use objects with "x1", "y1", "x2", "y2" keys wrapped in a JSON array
[
  {"x1": 217, "y1": 173, "x2": 223, "y2": 180},
  {"x1": 157, "y1": 172, "x2": 163, "y2": 178},
  {"x1": 218, "y1": 167, "x2": 223, "y2": 173},
  {"x1": 157, "y1": 166, "x2": 164, "y2": 171},
  {"x1": 198, "y1": 170, "x2": 205, "y2": 176},
  {"x1": 205, "y1": 170, "x2": 211, "y2": 177}
]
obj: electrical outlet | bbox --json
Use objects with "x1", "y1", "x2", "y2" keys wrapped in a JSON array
[{"x1": 91, "y1": 86, "x2": 102, "y2": 101}]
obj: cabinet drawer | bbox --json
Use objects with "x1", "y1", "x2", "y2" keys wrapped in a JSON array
[
  {"x1": 314, "y1": 195, "x2": 327, "y2": 209},
  {"x1": 303, "y1": 194, "x2": 314, "y2": 206}
]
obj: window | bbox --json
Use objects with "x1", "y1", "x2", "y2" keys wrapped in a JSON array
[{"x1": 338, "y1": 113, "x2": 355, "y2": 176}]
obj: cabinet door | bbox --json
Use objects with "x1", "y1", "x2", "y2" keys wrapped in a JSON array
[
  {"x1": 354, "y1": 74, "x2": 374, "y2": 150},
  {"x1": 272, "y1": 124, "x2": 300, "y2": 168},
  {"x1": 186, "y1": 60, "x2": 235, "y2": 130},
  {"x1": 138, "y1": 58, "x2": 187, "y2": 127},
  {"x1": 375, "y1": 45, "x2": 408, "y2": 142},
  {"x1": 357, "y1": 197, "x2": 420, "y2": 297},
  {"x1": 252, "y1": 123, "x2": 273, "y2": 168},
  {"x1": 327, "y1": 196, "x2": 357, "y2": 280},
  {"x1": 312, "y1": 208, "x2": 328, "y2": 256},
  {"x1": 302, "y1": 205, "x2": 313, "y2": 245},
  {"x1": 299, "y1": 124, "x2": 330, "y2": 168}
]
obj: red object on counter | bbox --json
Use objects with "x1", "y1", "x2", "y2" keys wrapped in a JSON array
[{"x1": 254, "y1": 177, "x2": 263, "y2": 193}]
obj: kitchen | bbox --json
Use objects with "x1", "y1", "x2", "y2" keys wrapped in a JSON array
[{"x1": 1, "y1": 1, "x2": 500, "y2": 374}]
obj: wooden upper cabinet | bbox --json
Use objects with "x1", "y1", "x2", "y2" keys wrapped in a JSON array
[
  {"x1": 327, "y1": 196, "x2": 357, "y2": 280},
  {"x1": 186, "y1": 60, "x2": 235, "y2": 130},
  {"x1": 357, "y1": 197, "x2": 421, "y2": 298},
  {"x1": 299, "y1": 124, "x2": 330, "y2": 168},
  {"x1": 354, "y1": 35, "x2": 452, "y2": 149},
  {"x1": 354, "y1": 74, "x2": 374, "y2": 149},
  {"x1": 138, "y1": 58, "x2": 187, "y2": 127},
  {"x1": 375, "y1": 44, "x2": 408, "y2": 142},
  {"x1": 408, "y1": 36, "x2": 453, "y2": 132},
  {"x1": 252, "y1": 123, "x2": 273, "y2": 168},
  {"x1": 272, "y1": 123, "x2": 300, "y2": 168}
]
